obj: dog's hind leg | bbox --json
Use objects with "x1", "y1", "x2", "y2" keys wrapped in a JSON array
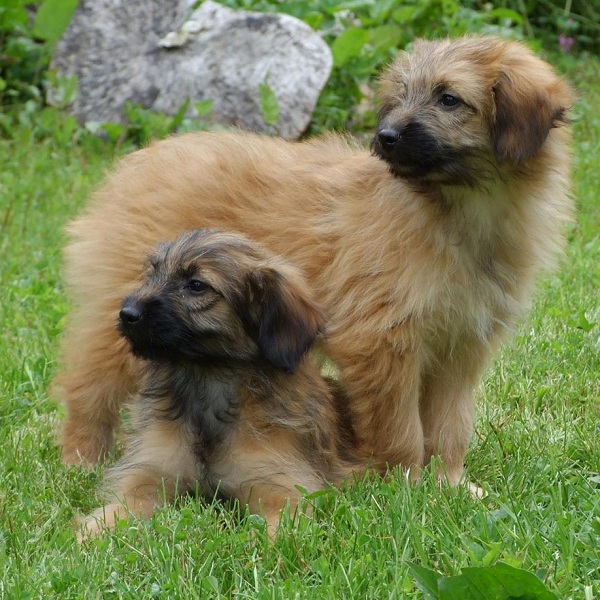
[
  {"x1": 327, "y1": 328, "x2": 426, "y2": 477},
  {"x1": 55, "y1": 320, "x2": 139, "y2": 466}
]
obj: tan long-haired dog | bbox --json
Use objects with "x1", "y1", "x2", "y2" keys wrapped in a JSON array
[
  {"x1": 79, "y1": 229, "x2": 358, "y2": 538},
  {"x1": 55, "y1": 36, "x2": 573, "y2": 486}
]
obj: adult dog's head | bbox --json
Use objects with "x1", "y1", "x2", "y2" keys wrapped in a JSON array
[
  {"x1": 118, "y1": 229, "x2": 324, "y2": 373},
  {"x1": 372, "y1": 36, "x2": 574, "y2": 184}
]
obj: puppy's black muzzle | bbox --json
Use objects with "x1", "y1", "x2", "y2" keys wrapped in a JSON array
[
  {"x1": 118, "y1": 296, "x2": 169, "y2": 359},
  {"x1": 376, "y1": 128, "x2": 401, "y2": 151},
  {"x1": 118, "y1": 295, "x2": 205, "y2": 362},
  {"x1": 373, "y1": 122, "x2": 435, "y2": 178},
  {"x1": 119, "y1": 304, "x2": 143, "y2": 325}
]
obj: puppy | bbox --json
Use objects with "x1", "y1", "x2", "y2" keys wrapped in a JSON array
[
  {"x1": 55, "y1": 36, "x2": 574, "y2": 487},
  {"x1": 78, "y1": 229, "x2": 358, "y2": 538}
]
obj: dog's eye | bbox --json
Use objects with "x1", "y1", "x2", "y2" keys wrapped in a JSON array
[
  {"x1": 439, "y1": 94, "x2": 461, "y2": 108},
  {"x1": 185, "y1": 280, "x2": 210, "y2": 294}
]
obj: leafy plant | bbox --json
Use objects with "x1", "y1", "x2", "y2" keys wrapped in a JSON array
[
  {"x1": 31, "y1": 0, "x2": 78, "y2": 46},
  {"x1": 87, "y1": 99, "x2": 213, "y2": 149},
  {"x1": 258, "y1": 73, "x2": 280, "y2": 127},
  {"x1": 0, "y1": 0, "x2": 78, "y2": 136},
  {"x1": 408, "y1": 562, "x2": 558, "y2": 600},
  {"x1": 464, "y1": 0, "x2": 600, "y2": 53}
]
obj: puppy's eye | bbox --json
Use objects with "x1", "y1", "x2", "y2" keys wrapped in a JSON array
[
  {"x1": 439, "y1": 94, "x2": 461, "y2": 108},
  {"x1": 185, "y1": 280, "x2": 210, "y2": 294}
]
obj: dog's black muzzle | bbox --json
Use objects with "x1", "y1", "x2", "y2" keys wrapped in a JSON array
[
  {"x1": 372, "y1": 121, "x2": 441, "y2": 178},
  {"x1": 376, "y1": 128, "x2": 402, "y2": 152},
  {"x1": 118, "y1": 295, "x2": 175, "y2": 360},
  {"x1": 372, "y1": 121, "x2": 475, "y2": 184},
  {"x1": 119, "y1": 304, "x2": 143, "y2": 326}
]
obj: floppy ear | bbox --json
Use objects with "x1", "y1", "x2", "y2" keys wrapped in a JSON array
[
  {"x1": 234, "y1": 267, "x2": 325, "y2": 373},
  {"x1": 491, "y1": 64, "x2": 571, "y2": 165}
]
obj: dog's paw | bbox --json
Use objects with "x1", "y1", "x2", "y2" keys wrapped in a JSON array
[
  {"x1": 74, "y1": 514, "x2": 106, "y2": 543},
  {"x1": 62, "y1": 449, "x2": 100, "y2": 469},
  {"x1": 61, "y1": 435, "x2": 110, "y2": 469},
  {"x1": 74, "y1": 502, "x2": 127, "y2": 543}
]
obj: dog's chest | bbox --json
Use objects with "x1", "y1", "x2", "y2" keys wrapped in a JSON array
[
  {"x1": 428, "y1": 258, "x2": 498, "y2": 346},
  {"x1": 168, "y1": 366, "x2": 242, "y2": 458},
  {"x1": 420, "y1": 227, "x2": 517, "y2": 352}
]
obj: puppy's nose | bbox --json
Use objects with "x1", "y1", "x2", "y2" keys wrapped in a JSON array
[
  {"x1": 119, "y1": 305, "x2": 143, "y2": 325},
  {"x1": 377, "y1": 128, "x2": 401, "y2": 149}
]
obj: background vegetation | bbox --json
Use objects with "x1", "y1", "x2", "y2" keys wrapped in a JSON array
[{"x1": 1, "y1": 0, "x2": 598, "y2": 598}]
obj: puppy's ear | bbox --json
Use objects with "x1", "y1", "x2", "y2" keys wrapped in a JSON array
[
  {"x1": 491, "y1": 57, "x2": 572, "y2": 164},
  {"x1": 235, "y1": 267, "x2": 325, "y2": 373}
]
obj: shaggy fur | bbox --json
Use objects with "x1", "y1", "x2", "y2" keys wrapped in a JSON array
[
  {"x1": 78, "y1": 229, "x2": 359, "y2": 538},
  {"x1": 55, "y1": 36, "x2": 573, "y2": 486}
]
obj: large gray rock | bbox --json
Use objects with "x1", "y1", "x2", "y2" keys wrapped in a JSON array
[{"x1": 50, "y1": 0, "x2": 332, "y2": 139}]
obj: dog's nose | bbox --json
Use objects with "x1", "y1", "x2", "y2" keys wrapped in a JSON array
[
  {"x1": 377, "y1": 128, "x2": 401, "y2": 149},
  {"x1": 119, "y1": 305, "x2": 143, "y2": 325}
]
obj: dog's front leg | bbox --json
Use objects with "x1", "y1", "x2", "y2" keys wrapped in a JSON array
[
  {"x1": 76, "y1": 475, "x2": 164, "y2": 541},
  {"x1": 420, "y1": 346, "x2": 491, "y2": 486},
  {"x1": 76, "y1": 418, "x2": 198, "y2": 541},
  {"x1": 214, "y1": 432, "x2": 326, "y2": 538}
]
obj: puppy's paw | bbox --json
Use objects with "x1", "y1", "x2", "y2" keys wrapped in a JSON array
[
  {"x1": 74, "y1": 503, "x2": 126, "y2": 543},
  {"x1": 74, "y1": 514, "x2": 106, "y2": 543}
]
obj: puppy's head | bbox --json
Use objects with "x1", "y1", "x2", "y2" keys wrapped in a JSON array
[
  {"x1": 372, "y1": 36, "x2": 574, "y2": 183},
  {"x1": 119, "y1": 229, "x2": 324, "y2": 373}
]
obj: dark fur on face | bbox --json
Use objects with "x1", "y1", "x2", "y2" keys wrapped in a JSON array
[
  {"x1": 78, "y1": 229, "x2": 361, "y2": 539},
  {"x1": 372, "y1": 120, "x2": 480, "y2": 184},
  {"x1": 119, "y1": 229, "x2": 321, "y2": 372}
]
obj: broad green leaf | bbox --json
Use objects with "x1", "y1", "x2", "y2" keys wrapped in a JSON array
[
  {"x1": 406, "y1": 562, "x2": 442, "y2": 600},
  {"x1": 32, "y1": 0, "x2": 78, "y2": 45},
  {"x1": 168, "y1": 98, "x2": 190, "y2": 131},
  {"x1": 409, "y1": 562, "x2": 558, "y2": 600},
  {"x1": 201, "y1": 575, "x2": 220, "y2": 593},
  {"x1": 459, "y1": 563, "x2": 557, "y2": 600},
  {"x1": 303, "y1": 12, "x2": 324, "y2": 30},
  {"x1": 100, "y1": 121, "x2": 125, "y2": 143},
  {"x1": 333, "y1": 0, "x2": 377, "y2": 11},
  {"x1": 0, "y1": 0, "x2": 28, "y2": 32},
  {"x1": 574, "y1": 311, "x2": 596, "y2": 332},
  {"x1": 194, "y1": 99, "x2": 214, "y2": 117},
  {"x1": 258, "y1": 80, "x2": 279, "y2": 127},
  {"x1": 392, "y1": 6, "x2": 419, "y2": 24},
  {"x1": 489, "y1": 8, "x2": 524, "y2": 25},
  {"x1": 368, "y1": 25, "x2": 403, "y2": 54},
  {"x1": 331, "y1": 27, "x2": 369, "y2": 67}
]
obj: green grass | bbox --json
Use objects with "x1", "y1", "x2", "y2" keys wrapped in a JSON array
[{"x1": 1, "y1": 55, "x2": 599, "y2": 599}]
